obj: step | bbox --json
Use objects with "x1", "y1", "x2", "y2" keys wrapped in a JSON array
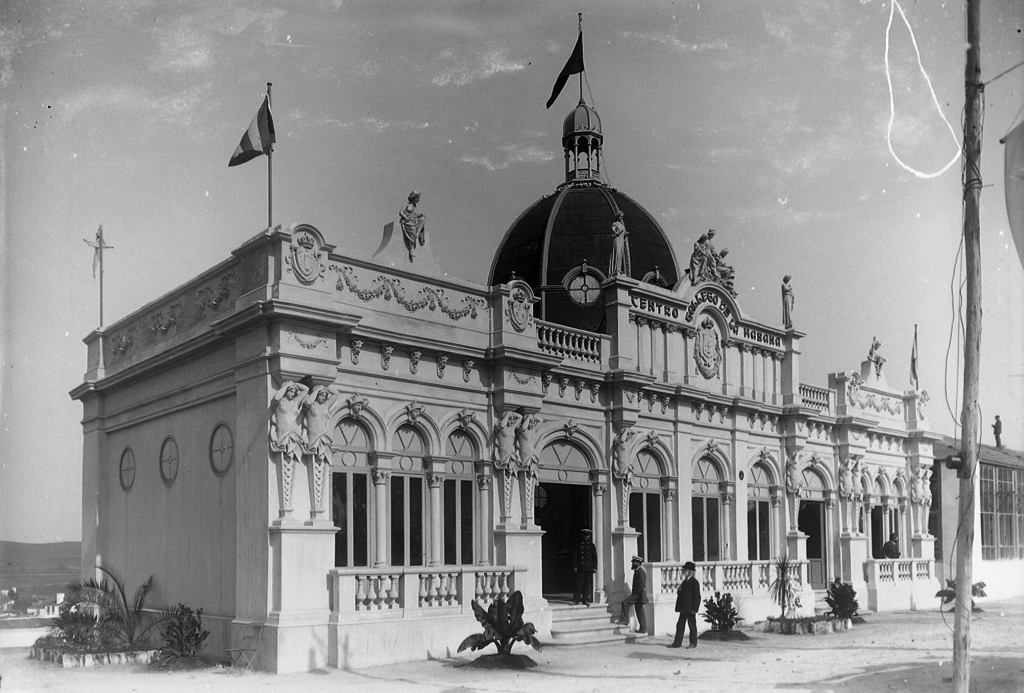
[{"x1": 547, "y1": 629, "x2": 648, "y2": 647}]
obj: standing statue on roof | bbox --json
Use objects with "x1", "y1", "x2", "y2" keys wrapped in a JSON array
[
  {"x1": 782, "y1": 275, "x2": 794, "y2": 329},
  {"x1": 399, "y1": 191, "x2": 426, "y2": 262},
  {"x1": 868, "y1": 336, "x2": 886, "y2": 378},
  {"x1": 609, "y1": 211, "x2": 631, "y2": 276}
]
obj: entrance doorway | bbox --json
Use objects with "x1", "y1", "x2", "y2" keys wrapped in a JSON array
[
  {"x1": 798, "y1": 500, "x2": 827, "y2": 589},
  {"x1": 535, "y1": 482, "x2": 591, "y2": 597}
]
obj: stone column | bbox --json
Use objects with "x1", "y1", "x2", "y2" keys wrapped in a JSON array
[
  {"x1": 824, "y1": 490, "x2": 836, "y2": 580},
  {"x1": 661, "y1": 485, "x2": 678, "y2": 561},
  {"x1": 476, "y1": 467, "x2": 492, "y2": 566},
  {"x1": 427, "y1": 471, "x2": 444, "y2": 567},
  {"x1": 371, "y1": 468, "x2": 391, "y2": 567},
  {"x1": 719, "y1": 481, "x2": 735, "y2": 560},
  {"x1": 591, "y1": 475, "x2": 608, "y2": 597},
  {"x1": 770, "y1": 487, "x2": 784, "y2": 557},
  {"x1": 636, "y1": 317, "x2": 650, "y2": 375}
]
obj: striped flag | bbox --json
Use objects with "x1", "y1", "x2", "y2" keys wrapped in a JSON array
[
  {"x1": 228, "y1": 94, "x2": 276, "y2": 167},
  {"x1": 910, "y1": 325, "x2": 919, "y2": 390}
]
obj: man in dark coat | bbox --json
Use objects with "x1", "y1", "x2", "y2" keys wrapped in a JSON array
[
  {"x1": 669, "y1": 561, "x2": 701, "y2": 648},
  {"x1": 572, "y1": 528, "x2": 598, "y2": 605},
  {"x1": 883, "y1": 532, "x2": 901, "y2": 559},
  {"x1": 618, "y1": 555, "x2": 648, "y2": 632}
]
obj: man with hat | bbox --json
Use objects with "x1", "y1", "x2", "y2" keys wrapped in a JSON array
[
  {"x1": 668, "y1": 561, "x2": 701, "y2": 648},
  {"x1": 618, "y1": 555, "x2": 648, "y2": 633},
  {"x1": 572, "y1": 528, "x2": 598, "y2": 606}
]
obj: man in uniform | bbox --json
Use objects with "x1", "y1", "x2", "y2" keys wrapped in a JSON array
[
  {"x1": 618, "y1": 555, "x2": 647, "y2": 633},
  {"x1": 572, "y1": 528, "x2": 598, "y2": 606}
]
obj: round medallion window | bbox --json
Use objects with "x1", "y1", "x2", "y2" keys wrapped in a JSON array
[
  {"x1": 209, "y1": 424, "x2": 234, "y2": 476},
  {"x1": 567, "y1": 272, "x2": 602, "y2": 306},
  {"x1": 160, "y1": 437, "x2": 179, "y2": 484},
  {"x1": 119, "y1": 448, "x2": 136, "y2": 491}
]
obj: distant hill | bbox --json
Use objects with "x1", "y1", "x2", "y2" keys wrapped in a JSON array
[{"x1": 0, "y1": 541, "x2": 81, "y2": 574}]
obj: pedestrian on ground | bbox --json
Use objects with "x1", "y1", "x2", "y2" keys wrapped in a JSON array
[
  {"x1": 618, "y1": 555, "x2": 647, "y2": 633},
  {"x1": 572, "y1": 528, "x2": 598, "y2": 606},
  {"x1": 669, "y1": 560, "x2": 700, "y2": 649}
]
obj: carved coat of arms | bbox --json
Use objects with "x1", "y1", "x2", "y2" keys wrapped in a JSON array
[
  {"x1": 506, "y1": 286, "x2": 533, "y2": 333},
  {"x1": 694, "y1": 316, "x2": 722, "y2": 379},
  {"x1": 287, "y1": 230, "x2": 324, "y2": 285}
]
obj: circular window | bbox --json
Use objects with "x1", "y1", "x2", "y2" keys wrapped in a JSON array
[
  {"x1": 160, "y1": 437, "x2": 179, "y2": 484},
  {"x1": 567, "y1": 272, "x2": 602, "y2": 306},
  {"x1": 119, "y1": 448, "x2": 136, "y2": 491},
  {"x1": 210, "y1": 424, "x2": 234, "y2": 476}
]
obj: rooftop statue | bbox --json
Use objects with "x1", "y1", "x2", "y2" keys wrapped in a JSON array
[
  {"x1": 399, "y1": 191, "x2": 426, "y2": 262},
  {"x1": 782, "y1": 275, "x2": 794, "y2": 329},
  {"x1": 687, "y1": 228, "x2": 736, "y2": 296},
  {"x1": 868, "y1": 336, "x2": 886, "y2": 378},
  {"x1": 609, "y1": 211, "x2": 631, "y2": 276}
]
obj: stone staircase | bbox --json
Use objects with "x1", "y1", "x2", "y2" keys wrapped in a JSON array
[{"x1": 546, "y1": 601, "x2": 646, "y2": 647}]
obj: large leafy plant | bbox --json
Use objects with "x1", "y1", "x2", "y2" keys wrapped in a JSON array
[
  {"x1": 702, "y1": 591, "x2": 742, "y2": 632},
  {"x1": 767, "y1": 553, "x2": 803, "y2": 619},
  {"x1": 935, "y1": 580, "x2": 987, "y2": 612},
  {"x1": 825, "y1": 579, "x2": 860, "y2": 619},
  {"x1": 61, "y1": 566, "x2": 173, "y2": 650},
  {"x1": 457, "y1": 591, "x2": 542, "y2": 655},
  {"x1": 159, "y1": 604, "x2": 209, "y2": 660}
]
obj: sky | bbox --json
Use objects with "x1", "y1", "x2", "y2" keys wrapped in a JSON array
[{"x1": 1, "y1": 0, "x2": 1022, "y2": 544}]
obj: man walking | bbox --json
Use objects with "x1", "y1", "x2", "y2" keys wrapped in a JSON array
[
  {"x1": 668, "y1": 561, "x2": 700, "y2": 649},
  {"x1": 618, "y1": 555, "x2": 647, "y2": 633},
  {"x1": 572, "y1": 528, "x2": 598, "y2": 606}
]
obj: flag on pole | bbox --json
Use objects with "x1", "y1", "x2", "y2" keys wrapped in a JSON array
[
  {"x1": 546, "y1": 31, "x2": 584, "y2": 109},
  {"x1": 228, "y1": 94, "x2": 276, "y2": 167},
  {"x1": 910, "y1": 325, "x2": 919, "y2": 390},
  {"x1": 84, "y1": 226, "x2": 112, "y2": 279},
  {"x1": 1002, "y1": 119, "x2": 1024, "y2": 271}
]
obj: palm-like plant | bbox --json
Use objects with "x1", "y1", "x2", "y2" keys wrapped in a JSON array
[
  {"x1": 457, "y1": 591, "x2": 542, "y2": 655},
  {"x1": 767, "y1": 553, "x2": 803, "y2": 619},
  {"x1": 62, "y1": 567, "x2": 171, "y2": 650}
]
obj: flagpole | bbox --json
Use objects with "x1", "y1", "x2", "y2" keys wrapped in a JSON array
[
  {"x1": 99, "y1": 226, "x2": 104, "y2": 327},
  {"x1": 578, "y1": 13, "x2": 583, "y2": 102},
  {"x1": 267, "y1": 82, "x2": 273, "y2": 229}
]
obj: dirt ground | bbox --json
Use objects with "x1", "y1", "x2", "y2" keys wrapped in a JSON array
[{"x1": 1, "y1": 596, "x2": 1022, "y2": 693}]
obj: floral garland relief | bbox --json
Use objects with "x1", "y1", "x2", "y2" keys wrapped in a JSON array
[{"x1": 334, "y1": 265, "x2": 483, "y2": 321}]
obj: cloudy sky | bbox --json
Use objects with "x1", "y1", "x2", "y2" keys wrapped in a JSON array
[{"x1": 1, "y1": 1, "x2": 1022, "y2": 543}]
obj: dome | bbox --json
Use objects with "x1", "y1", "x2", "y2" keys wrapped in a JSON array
[
  {"x1": 563, "y1": 100, "x2": 601, "y2": 137},
  {"x1": 488, "y1": 184, "x2": 680, "y2": 333}
]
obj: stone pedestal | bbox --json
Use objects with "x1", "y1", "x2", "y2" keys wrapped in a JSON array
[
  {"x1": 494, "y1": 524, "x2": 546, "y2": 609},
  {"x1": 840, "y1": 533, "x2": 869, "y2": 597},
  {"x1": 263, "y1": 522, "x2": 338, "y2": 673},
  {"x1": 786, "y1": 531, "x2": 808, "y2": 562},
  {"x1": 610, "y1": 527, "x2": 641, "y2": 605}
]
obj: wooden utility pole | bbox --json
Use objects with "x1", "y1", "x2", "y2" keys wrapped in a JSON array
[{"x1": 954, "y1": 0, "x2": 983, "y2": 691}]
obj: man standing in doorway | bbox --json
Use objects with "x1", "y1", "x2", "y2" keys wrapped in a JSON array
[
  {"x1": 618, "y1": 555, "x2": 648, "y2": 633},
  {"x1": 572, "y1": 529, "x2": 598, "y2": 606},
  {"x1": 883, "y1": 532, "x2": 901, "y2": 559},
  {"x1": 669, "y1": 561, "x2": 701, "y2": 649}
]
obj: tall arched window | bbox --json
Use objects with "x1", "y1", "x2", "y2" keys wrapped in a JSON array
[
  {"x1": 747, "y1": 463, "x2": 773, "y2": 561},
  {"x1": 392, "y1": 424, "x2": 426, "y2": 566},
  {"x1": 444, "y1": 430, "x2": 477, "y2": 565},
  {"x1": 629, "y1": 449, "x2": 663, "y2": 562},
  {"x1": 332, "y1": 418, "x2": 371, "y2": 567},
  {"x1": 692, "y1": 457, "x2": 722, "y2": 562}
]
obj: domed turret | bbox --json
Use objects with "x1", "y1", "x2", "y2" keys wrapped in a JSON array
[{"x1": 489, "y1": 99, "x2": 679, "y2": 333}]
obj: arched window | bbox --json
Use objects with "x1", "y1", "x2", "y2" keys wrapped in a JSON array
[
  {"x1": 443, "y1": 430, "x2": 477, "y2": 565},
  {"x1": 747, "y1": 463, "x2": 773, "y2": 561},
  {"x1": 391, "y1": 424, "x2": 426, "y2": 566},
  {"x1": 629, "y1": 449, "x2": 663, "y2": 562},
  {"x1": 332, "y1": 418, "x2": 371, "y2": 567},
  {"x1": 692, "y1": 457, "x2": 722, "y2": 562}
]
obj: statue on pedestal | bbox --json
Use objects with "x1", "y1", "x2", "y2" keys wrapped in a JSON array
[
  {"x1": 399, "y1": 191, "x2": 426, "y2": 262},
  {"x1": 868, "y1": 336, "x2": 886, "y2": 378},
  {"x1": 609, "y1": 211, "x2": 631, "y2": 276},
  {"x1": 781, "y1": 275, "x2": 794, "y2": 329},
  {"x1": 271, "y1": 380, "x2": 309, "y2": 517}
]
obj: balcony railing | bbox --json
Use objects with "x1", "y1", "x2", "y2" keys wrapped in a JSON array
[
  {"x1": 536, "y1": 321, "x2": 604, "y2": 365},
  {"x1": 799, "y1": 383, "x2": 833, "y2": 414},
  {"x1": 864, "y1": 558, "x2": 934, "y2": 586},
  {"x1": 648, "y1": 559, "x2": 806, "y2": 598},
  {"x1": 328, "y1": 565, "x2": 523, "y2": 620}
]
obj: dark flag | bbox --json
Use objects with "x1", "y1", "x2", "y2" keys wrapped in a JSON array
[
  {"x1": 546, "y1": 31, "x2": 584, "y2": 109},
  {"x1": 229, "y1": 94, "x2": 276, "y2": 167}
]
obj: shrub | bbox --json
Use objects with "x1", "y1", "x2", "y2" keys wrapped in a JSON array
[
  {"x1": 935, "y1": 580, "x2": 987, "y2": 612},
  {"x1": 61, "y1": 567, "x2": 173, "y2": 650},
  {"x1": 160, "y1": 604, "x2": 209, "y2": 660},
  {"x1": 702, "y1": 591, "x2": 742, "y2": 632},
  {"x1": 457, "y1": 591, "x2": 542, "y2": 655},
  {"x1": 767, "y1": 553, "x2": 802, "y2": 619},
  {"x1": 47, "y1": 604, "x2": 102, "y2": 646},
  {"x1": 825, "y1": 579, "x2": 859, "y2": 619}
]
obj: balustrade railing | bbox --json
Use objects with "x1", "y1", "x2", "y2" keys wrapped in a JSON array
[
  {"x1": 799, "y1": 382, "x2": 833, "y2": 414},
  {"x1": 329, "y1": 565, "x2": 522, "y2": 619},
  {"x1": 649, "y1": 560, "x2": 793, "y2": 598},
  {"x1": 536, "y1": 321, "x2": 605, "y2": 365},
  {"x1": 864, "y1": 558, "x2": 934, "y2": 586}
]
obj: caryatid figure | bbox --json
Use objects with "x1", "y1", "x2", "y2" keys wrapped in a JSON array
[
  {"x1": 303, "y1": 384, "x2": 342, "y2": 519},
  {"x1": 611, "y1": 426, "x2": 636, "y2": 524},
  {"x1": 515, "y1": 414, "x2": 543, "y2": 523},
  {"x1": 492, "y1": 410, "x2": 522, "y2": 521},
  {"x1": 270, "y1": 380, "x2": 309, "y2": 517},
  {"x1": 850, "y1": 459, "x2": 865, "y2": 535},
  {"x1": 838, "y1": 457, "x2": 855, "y2": 534},
  {"x1": 785, "y1": 453, "x2": 805, "y2": 532}
]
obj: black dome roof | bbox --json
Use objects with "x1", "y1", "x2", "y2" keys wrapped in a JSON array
[{"x1": 489, "y1": 182, "x2": 679, "y2": 333}]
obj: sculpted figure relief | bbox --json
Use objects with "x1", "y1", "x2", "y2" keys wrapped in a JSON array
[
  {"x1": 303, "y1": 384, "x2": 342, "y2": 518},
  {"x1": 686, "y1": 228, "x2": 736, "y2": 295},
  {"x1": 868, "y1": 336, "x2": 886, "y2": 377},
  {"x1": 609, "y1": 211, "x2": 631, "y2": 276},
  {"x1": 492, "y1": 410, "x2": 523, "y2": 520},
  {"x1": 399, "y1": 191, "x2": 426, "y2": 262},
  {"x1": 785, "y1": 453, "x2": 805, "y2": 532},
  {"x1": 688, "y1": 233, "x2": 708, "y2": 286},
  {"x1": 271, "y1": 380, "x2": 309, "y2": 517},
  {"x1": 611, "y1": 426, "x2": 636, "y2": 483},
  {"x1": 838, "y1": 457, "x2": 855, "y2": 534},
  {"x1": 781, "y1": 275, "x2": 794, "y2": 329},
  {"x1": 515, "y1": 414, "x2": 544, "y2": 524}
]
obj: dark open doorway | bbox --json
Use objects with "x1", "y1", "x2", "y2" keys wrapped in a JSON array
[
  {"x1": 798, "y1": 500, "x2": 827, "y2": 589},
  {"x1": 535, "y1": 482, "x2": 591, "y2": 597}
]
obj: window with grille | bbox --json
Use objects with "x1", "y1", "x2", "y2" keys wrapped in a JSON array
[
  {"x1": 332, "y1": 418, "x2": 371, "y2": 567},
  {"x1": 692, "y1": 457, "x2": 721, "y2": 562}
]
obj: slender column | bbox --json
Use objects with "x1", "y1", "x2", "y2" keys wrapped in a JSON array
[
  {"x1": 662, "y1": 485, "x2": 677, "y2": 561},
  {"x1": 371, "y1": 469, "x2": 391, "y2": 567},
  {"x1": 476, "y1": 470, "x2": 492, "y2": 565},
  {"x1": 720, "y1": 481, "x2": 735, "y2": 560},
  {"x1": 427, "y1": 472, "x2": 444, "y2": 566},
  {"x1": 636, "y1": 317, "x2": 650, "y2": 374},
  {"x1": 592, "y1": 479, "x2": 607, "y2": 595},
  {"x1": 770, "y1": 487, "x2": 783, "y2": 557}
]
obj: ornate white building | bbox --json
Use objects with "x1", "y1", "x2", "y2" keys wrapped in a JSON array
[{"x1": 72, "y1": 98, "x2": 940, "y2": 672}]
